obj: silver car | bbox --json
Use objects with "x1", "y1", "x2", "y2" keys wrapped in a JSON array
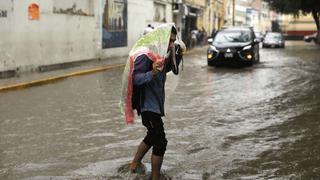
[{"x1": 262, "y1": 32, "x2": 285, "y2": 48}]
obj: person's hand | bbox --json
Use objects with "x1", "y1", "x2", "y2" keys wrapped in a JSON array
[{"x1": 152, "y1": 60, "x2": 164, "y2": 76}]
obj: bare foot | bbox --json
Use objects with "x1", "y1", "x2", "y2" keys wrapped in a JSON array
[{"x1": 129, "y1": 162, "x2": 140, "y2": 173}]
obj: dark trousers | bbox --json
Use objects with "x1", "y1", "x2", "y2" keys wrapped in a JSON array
[{"x1": 141, "y1": 111, "x2": 167, "y2": 156}]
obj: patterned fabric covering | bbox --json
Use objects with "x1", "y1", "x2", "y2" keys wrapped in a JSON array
[{"x1": 119, "y1": 23, "x2": 177, "y2": 124}]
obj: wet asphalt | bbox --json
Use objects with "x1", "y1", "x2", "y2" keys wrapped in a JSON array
[{"x1": 0, "y1": 41, "x2": 320, "y2": 179}]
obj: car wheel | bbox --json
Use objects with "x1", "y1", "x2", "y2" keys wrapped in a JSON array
[{"x1": 207, "y1": 61, "x2": 216, "y2": 67}]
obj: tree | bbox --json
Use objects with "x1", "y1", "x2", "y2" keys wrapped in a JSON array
[{"x1": 263, "y1": 0, "x2": 320, "y2": 43}]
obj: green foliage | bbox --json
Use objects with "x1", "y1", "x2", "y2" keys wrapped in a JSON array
[{"x1": 263, "y1": 0, "x2": 320, "y2": 14}]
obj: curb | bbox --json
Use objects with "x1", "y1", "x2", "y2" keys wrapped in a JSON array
[
  {"x1": 0, "y1": 64, "x2": 125, "y2": 92},
  {"x1": 0, "y1": 46, "x2": 207, "y2": 92}
]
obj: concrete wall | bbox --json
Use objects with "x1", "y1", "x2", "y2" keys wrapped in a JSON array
[
  {"x1": 0, "y1": 0, "x2": 174, "y2": 73},
  {"x1": 0, "y1": 0, "x2": 14, "y2": 72},
  {"x1": 0, "y1": 0, "x2": 100, "y2": 72}
]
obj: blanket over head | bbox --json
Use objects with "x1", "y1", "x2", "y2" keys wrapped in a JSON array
[{"x1": 119, "y1": 23, "x2": 177, "y2": 123}]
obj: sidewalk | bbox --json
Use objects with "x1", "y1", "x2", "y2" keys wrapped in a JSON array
[
  {"x1": 0, "y1": 46, "x2": 207, "y2": 92},
  {"x1": 0, "y1": 56, "x2": 127, "y2": 92}
]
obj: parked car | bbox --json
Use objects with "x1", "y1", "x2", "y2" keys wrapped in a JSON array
[
  {"x1": 304, "y1": 32, "x2": 318, "y2": 43},
  {"x1": 207, "y1": 26, "x2": 260, "y2": 66},
  {"x1": 262, "y1": 32, "x2": 285, "y2": 48}
]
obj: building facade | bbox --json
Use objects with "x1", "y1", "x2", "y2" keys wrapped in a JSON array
[
  {"x1": 0, "y1": 0, "x2": 173, "y2": 75},
  {"x1": 225, "y1": 0, "x2": 246, "y2": 26},
  {"x1": 0, "y1": 0, "x2": 100, "y2": 73},
  {"x1": 205, "y1": 0, "x2": 225, "y2": 36},
  {"x1": 172, "y1": 0, "x2": 206, "y2": 46},
  {"x1": 280, "y1": 14, "x2": 318, "y2": 40},
  {"x1": 224, "y1": 0, "x2": 271, "y2": 33},
  {"x1": 172, "y1": 0, "x2": 226, "y2": 46},
  {"x1": 1, "y1": 0, "x2": 249, "y2": 75},
  {"x1": 246, "y1": 0, "x2": 271, "y2": 33}
]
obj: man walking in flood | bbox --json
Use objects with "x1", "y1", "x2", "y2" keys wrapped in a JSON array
[{"x1": 120, "y1": 24, "x2": 184, "y2": 179}]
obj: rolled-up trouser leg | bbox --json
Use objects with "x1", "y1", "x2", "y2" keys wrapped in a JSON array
[{"x1": 141, "y1": 111, "x2": 167, "y2": 157}]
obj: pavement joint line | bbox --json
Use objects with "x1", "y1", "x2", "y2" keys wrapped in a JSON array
[{"x1": 0, "y1": 63, "x2": 125, "y2": 92}]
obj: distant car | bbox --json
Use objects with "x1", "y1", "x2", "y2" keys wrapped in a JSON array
[
  {"x1": 207, "y1": 26, "x2": 260, "y2": 66},
  {"x1": 262, "y1": 32, "x2": 285, "y2": 48},
  {"x1": 304, "y1": 32, "x2": 318, "y2": 43}
]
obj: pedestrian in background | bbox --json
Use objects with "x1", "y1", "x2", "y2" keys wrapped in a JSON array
[{"x1": 143, "y1": 24, "x2": 154, "y2": 35}]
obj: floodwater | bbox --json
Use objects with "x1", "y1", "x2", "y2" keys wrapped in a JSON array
[{"x1": 1, "y1": 41, "x2": 320, "y2": 179}]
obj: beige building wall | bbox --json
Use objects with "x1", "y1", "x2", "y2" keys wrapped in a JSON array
[
  {"x1": 202, "y1": 0, "x2": 225, "y2": 36},
  {"x1": 282, "y1": 14, "x2": 317, "y2": 34},
  {"x1": 214, "y1": 0, "x2": 225, "y2": 30},
  {"x1": 260, "y1": 2, "x2": 271, "y2": 33},
  {"x1": 185, "y1": 0, "x2": 206, "y2": 7}
]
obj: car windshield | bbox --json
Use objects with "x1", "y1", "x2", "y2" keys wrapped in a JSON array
[
  {"x1": 214, "y1": 30, "x2": 252, "y2": 43},
  {"x1": 265, "y1": 33, "x2": 282, "y2": 40}
]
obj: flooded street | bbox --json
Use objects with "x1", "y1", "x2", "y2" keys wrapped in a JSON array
[{"x1": 1, "y1": 41, "x2": 320, "y2": 179}]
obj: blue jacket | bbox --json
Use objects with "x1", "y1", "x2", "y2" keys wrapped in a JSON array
[{"x1": 133, "y1": 53, "x2": 182, "y2": 116}]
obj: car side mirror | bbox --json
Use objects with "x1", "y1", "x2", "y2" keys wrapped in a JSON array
[
  {"x1": 254, "y1": 38, "x2": 260, "y2": 43},
  {"x1": 208, "y1": 38, "x2": 213, "y2": 44}
]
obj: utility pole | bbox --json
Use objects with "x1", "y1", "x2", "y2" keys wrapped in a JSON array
[{"x1": 232, "y1": 0, "x2": 235, "y2": 26}]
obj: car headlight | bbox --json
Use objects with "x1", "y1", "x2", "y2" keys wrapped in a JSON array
[
  {"x1": 207, "y1": 50, "x2": 218, "y2": 59},
  {"x1": 240, "y1": 50, "x2": 253, "y2": 60},
  {"x1": 243, "y1": 45, "x2": 252, "y2": 50},
  {"x1": 246, "y1": 54, "x2": 253, "y2": 60}
]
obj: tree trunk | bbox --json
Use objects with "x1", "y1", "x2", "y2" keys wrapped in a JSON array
[{"x1": 311, "y1": 10, "x2": 320, "y2": 44}]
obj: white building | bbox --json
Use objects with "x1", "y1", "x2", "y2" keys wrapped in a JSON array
[
  {"x1": 224, "y1": 0, "x2": 270, "y2": 33},
  {"x1": 0, "y1": 0, "x2": 173, "y2": 76},
  {"x1": 246, "y1": 0, "x2": 271, "y2": 33},
  {"x1": 225, "y1": 0, "x2": 247, "y2": 26}
]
